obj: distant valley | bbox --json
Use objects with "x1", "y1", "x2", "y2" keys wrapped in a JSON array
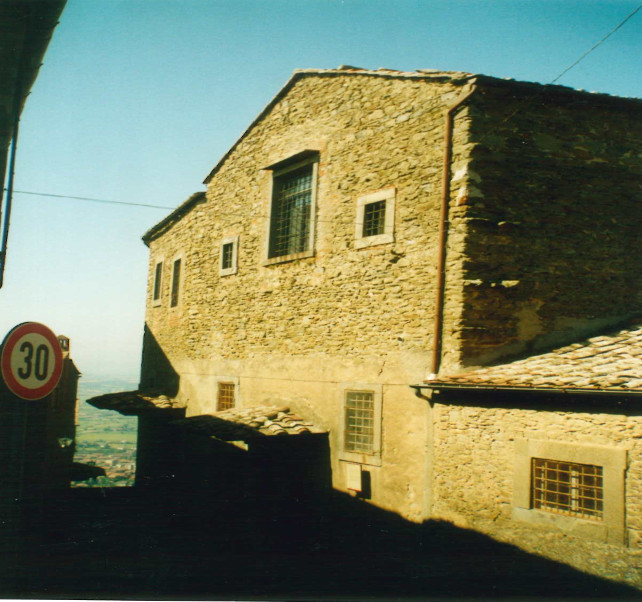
[{"x1": 73, "y1": 376, "x2": 139, "y2": 487}]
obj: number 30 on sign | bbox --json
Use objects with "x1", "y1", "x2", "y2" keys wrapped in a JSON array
[{"x1": 1, "y1": 323, "x2": 63, "y2": 400}]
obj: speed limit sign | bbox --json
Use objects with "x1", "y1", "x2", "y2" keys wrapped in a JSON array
[{"x1": 1, "y1": 322, "x2": 64, "y2": 400}]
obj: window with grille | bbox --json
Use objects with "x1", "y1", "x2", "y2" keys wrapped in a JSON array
[
  {"x1": 152, "y1": 261, "x2": 163, "y2": 303},
  {"x1": 355, "y1": 188, "x2": 395, "y2": 249},
  {"x1": 362, "y1": 200, "x2": 386, "y2": 238},
  {"x1": 344, "y1": 391, "x2": 375, "y2": 454},
  {"x1": 217, "y1": 382, "x2": 235, "y2": 411},
  {"x1": 268, "y1": 164, "x2": 314, "y2": 259},
  {"x1": 170, "y1": 258, "x2": 182, "y2": 307},
  {"x1": 532, "y1": 458, "x2": 604, "y2": 521}
]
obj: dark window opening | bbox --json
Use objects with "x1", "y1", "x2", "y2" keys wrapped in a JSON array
[
  {"x1": 153, "y1": 262, "x2": 163, "y2": 301},
  {"x1": 268, "y1": 165, "x2": 313, "y2": 258},
  {"x1": 362, "y1": 200, "x2": 386, "y2": 238},
  {"x1": 170, "y1": 258, "x2": 181, "y2": 307},
  {"x1": 221, "y1": 242, "x2": 234, "y2": 270}
]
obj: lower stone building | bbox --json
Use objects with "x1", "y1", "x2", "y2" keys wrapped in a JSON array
[{"x1": 418, "y1": 321, "x2": 642, "y2": 586}]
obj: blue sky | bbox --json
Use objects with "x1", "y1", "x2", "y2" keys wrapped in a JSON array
[{"x1": 1, "y1": 0, "x2": 640, "y2": 380}]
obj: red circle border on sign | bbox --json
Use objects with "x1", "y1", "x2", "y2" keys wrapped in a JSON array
[{"x1": 0, "y1": 322, "x2": 64, "y2": 400}]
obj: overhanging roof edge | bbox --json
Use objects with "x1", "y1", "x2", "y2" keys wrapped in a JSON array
[{"x1": 412, "y1": 382, "x2": 642, "y2": 397}]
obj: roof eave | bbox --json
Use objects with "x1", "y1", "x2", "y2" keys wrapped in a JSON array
[
  {"x1": 142, "y1": 191, "x2": 206, "y2": 246},
  {"x1": 413, "y1": 382, "x2": 642, "y2": 397}
]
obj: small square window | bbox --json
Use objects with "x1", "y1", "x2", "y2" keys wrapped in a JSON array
[
  {"x1": 355, "y1": 188, "x2": 395, "y2": 249},
  {"x1": 219, "y1": 236, "x2": 239, "y2": 276},
  {"x1": 170, "y1": 257, "x2": 182, "y2": 308},
  {"x1": 217, "y1": 382, "x2": 235, "y2": 411},
  {"x1": 152, "y1": 261, "x2": 163, "y2": 306}
]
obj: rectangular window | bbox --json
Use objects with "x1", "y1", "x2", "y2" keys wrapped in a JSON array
[
  {"x1": 152, "y1": 261, "x2": 163, "y2": 304},
  {"x1": 219, "y1": 235, "x2": 239, "y2": 276},
  {"x1": 217, "y1": 382, "x2": 235, "y2": 411},
  {"x1": 221, "y1": 243, "x2": 234, "y2": 270},
  {"x1": 344, "y1": 391, "x2": 375, "y2": 454},
  {"x1": 513, "y1": 438, "x2": 625, "y2": 545},
  {"x1": 355, "y1": 187, "x2": 396, "y2": 249},
  {"x1": 362, "y1": 200, "x2": 387, "y2": 237},
  {"x1": 268, "y1": 163, "x2": 315, "y2": 260},
  {"x1": 170, "y1": 258, "x2": 182, "y2": 307},
  {"x1": 532, "y1": 458, "x2": 604, "y2": 521}
]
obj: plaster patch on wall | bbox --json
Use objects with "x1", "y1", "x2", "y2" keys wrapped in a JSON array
[{"x1": 516, "y1": 303, "x2": 544, "y2": 342}]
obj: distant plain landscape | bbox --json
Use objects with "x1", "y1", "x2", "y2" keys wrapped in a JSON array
[{"x1": 73, "y1": 376, "x2": 138, "y2": 487}]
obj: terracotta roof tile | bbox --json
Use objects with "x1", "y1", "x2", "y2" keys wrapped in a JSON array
[
  {"x1": 173, "y1": 405, "x2": 325, "y2": 442},
  {"x1": 86, "y1": 391, "x2": 186, "y2": 415},
  {"x1": 429, "y1": 322, "x2": 642, "y2": 393}
]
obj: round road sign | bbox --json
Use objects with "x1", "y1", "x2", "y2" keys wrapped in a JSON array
[{"x1": 1, "y1": 322, "x2": 64, "y2": 400}]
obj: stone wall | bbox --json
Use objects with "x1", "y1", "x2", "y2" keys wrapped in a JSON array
[
  {"x1": 431, "y1": 396, "x2": 642, "y2": 586},
  {"x1": 141, "y1": 69, "x2": 642, "y2": 523},
  {"x1": 449, "y1": 84, "x2": 642, "y2": 367},
  {"x1": 143, "y1": 72, "x2": 471, "y2": 519}
]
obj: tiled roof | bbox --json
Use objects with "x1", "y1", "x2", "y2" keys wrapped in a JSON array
[
  {"x1": 173, "y1": 405, "x2": 326, "y2": 442},
  {"x1": 427, "y1": 322, "x2": 642, "y2": 393},
  {"x1": 86, "y1": 391, "x2": 186, "y2": 415}
]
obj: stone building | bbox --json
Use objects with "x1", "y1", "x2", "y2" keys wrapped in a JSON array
[
  {"x1": 418, "y1": 323, "x2": 642, "y2": 585},
  {"x1": 98, "y1": 67, "x2": 642, "y2": 584}
]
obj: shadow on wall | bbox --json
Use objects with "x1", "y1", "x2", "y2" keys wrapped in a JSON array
[
  {"x1": 3, "y1": 485, "x2": 639, "y2": 600},
  {"x1": 139, "y1": 323, "x2": 179, "y2": 396}
]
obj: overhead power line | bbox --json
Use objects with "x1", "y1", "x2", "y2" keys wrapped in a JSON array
[
  {"x1": 7, "y1": 5, "x2": 641, "y2": 222},
  {"x1": 550, "y1": 3, "x2": 642, "y2": 84},
  {"x1": 7, "y1": 188, "x2": 387, "y2": 227},
  {"x1": 8, "y1": 189, "x2": 175, "y2": 211}
]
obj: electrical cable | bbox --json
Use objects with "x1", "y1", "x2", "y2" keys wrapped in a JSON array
[
  {"x1": 5, "y1": 4, "x2": 640, "y2": 225},
  {"x1": 8, "y1": 189, "x2": 174, "y2": 211},
  {"x1": 550, "y1": 3, "x2": 642, "y2": 85}
]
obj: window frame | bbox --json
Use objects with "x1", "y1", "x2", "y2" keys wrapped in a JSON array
[
  {"x1": 219, "y1": 235, "x2": 239, "y2": 277},
  {"x1": 355, "y1": 187, "x2": 396, "y2": 250},
  {"x1": 339, "y1": 383, "x2": 383, "y2": 466},
  {"x1": 152, "y1": 259, "x2": 164, "y2": 307},
  {"x1": 214, "y1": 376, "x2": 239, "y2": 412},
  {"x1": 169, "y1": 254, "x2": 184, "y2": 309},
  {"x1": 264, "y1": 157, "x2": 318, "y2": 265},
  {"x1": 531, "y1": 457, "x2": 604, "y2": 520},
  {"x1": 513, "y1": 438, "x2": 626, "y2": 545}
]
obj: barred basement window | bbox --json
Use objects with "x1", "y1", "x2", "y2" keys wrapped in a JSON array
[
  {"x1": 217, "y1": 382, "x2": 235, "y2": 411},
  {"x1": 170, "y1": 258, "x2": 182, "y2": 307},
  {"x1": 362, "y1": 200, "x2": 386, "y2": 237},
  {"x1": 152, "y1": 261, "x2": 163, "y2": 304},
  {"x1": 532, "y1": 458, "x2": 604, "y2": 521},
  {"x1": 344, "y1": 391, "x2": 375, "y2": 454},
  {"x1": 268, "y1": 163, "x2": 314, "y2": 259}
]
